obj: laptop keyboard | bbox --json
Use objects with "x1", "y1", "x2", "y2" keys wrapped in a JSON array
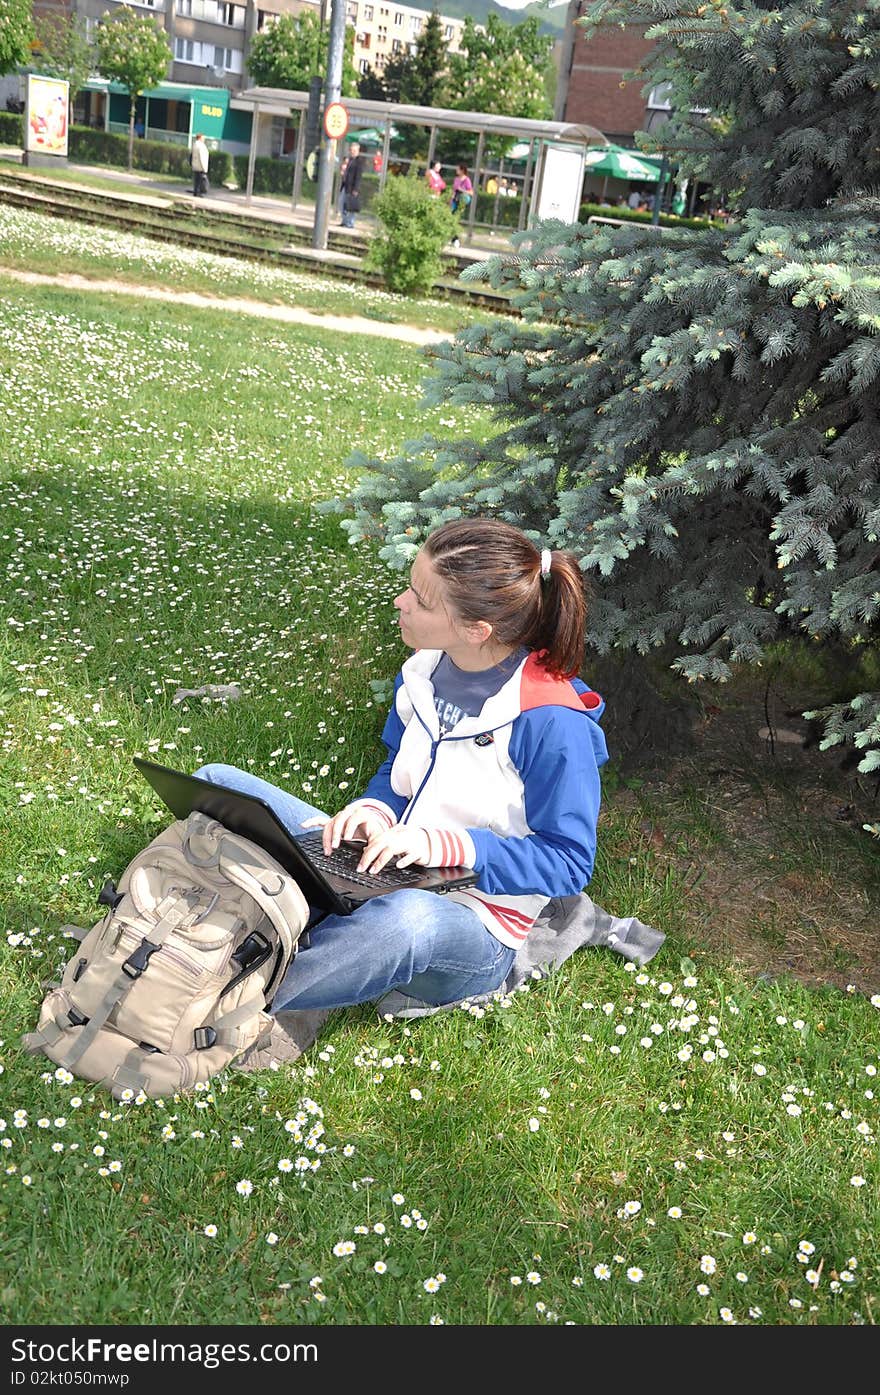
[{"x1": 297, "y1": 831, "x2": 430, "y2": 890}]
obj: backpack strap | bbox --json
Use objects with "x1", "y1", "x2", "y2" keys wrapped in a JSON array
[
  {"x1": 49, "y1": 892, "x2": 200, "y2": 1073},
  {"x1": 206, "y1": 996, "x2": 271, "y2": 1049}
]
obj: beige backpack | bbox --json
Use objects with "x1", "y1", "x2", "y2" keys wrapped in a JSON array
[{"x1": 22, "y1": 812, "x2": 310, "y2": 1099}]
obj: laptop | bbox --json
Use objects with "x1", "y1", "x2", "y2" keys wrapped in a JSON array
[{"x1": 133, "y1": 757, "x2": 478, "y2": 916}]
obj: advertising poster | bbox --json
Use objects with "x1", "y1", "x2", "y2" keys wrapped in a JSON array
[
  {"x1": 534, "y1": 143, "x2": 587, "y2": 225},
  {"x1": 25, "y1": 74, "x2": 70, "y2": 157}
]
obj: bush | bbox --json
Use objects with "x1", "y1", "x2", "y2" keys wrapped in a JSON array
[
  {"x1": 365, "y1": 170, "x2": 458, "y2": 294},
  {"x1": 0, "y1": 111, "x2": 23, "y2": 145},
  {"x1": 578, "y1": 200, "x2": 724, "y2": 231}
]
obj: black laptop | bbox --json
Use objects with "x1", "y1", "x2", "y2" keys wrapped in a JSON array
[{"x1": 133, "y1": 757, "x2": 478, "y2": 916}]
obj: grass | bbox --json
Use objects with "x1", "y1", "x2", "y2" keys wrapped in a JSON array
[
  {"x1": 0, "y1": 200, "x2": 495, "y2": 335},
  {"x1": 0, "y1": 274, "x2": 878, "y2": 1330}
]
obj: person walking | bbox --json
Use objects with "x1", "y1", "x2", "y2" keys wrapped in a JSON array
[
  {"x1": 191, "y1": 133, "x2": 209, "y2": 197},
  {"x1": 193, "y1": 517, "x2": 607, "y2": 1015},
  {"x1": 340, "y1": 140, "x2": 364, "y2": 229}
]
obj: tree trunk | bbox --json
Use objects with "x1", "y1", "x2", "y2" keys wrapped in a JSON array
[{"x1": 128, "y1": 100, "x2": 135, "y2": 172}]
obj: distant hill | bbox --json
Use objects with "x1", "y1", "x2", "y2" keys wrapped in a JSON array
[{"x1": 407, "y1": 1, "x2": 568, "y2": 38}]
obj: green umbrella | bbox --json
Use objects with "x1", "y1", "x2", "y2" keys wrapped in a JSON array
[
  {"x1": 349, "y1": 125, "x2": 399, "y2": 146},
  {"x1": 584, "y1": 144, "x2": 661, "y2": 182}
]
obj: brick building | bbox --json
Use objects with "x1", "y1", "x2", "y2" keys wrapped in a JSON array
[{"x1": 555, "y1": 0, "x2": 660, "y2": 143}]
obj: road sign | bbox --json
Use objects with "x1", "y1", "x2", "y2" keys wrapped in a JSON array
[{"x1": 323, "y1": 103, "x2": 349, "y2": 141}]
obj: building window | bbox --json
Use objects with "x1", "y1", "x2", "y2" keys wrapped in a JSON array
[
  {"x1": 174, "y1": 36, "x2": 195, "y2": 61},
  {"x1": 176, "y1": 0, "x2": 193, "y2": 14},
  {"x1": 392, "y1": 38, "x2": 402, "y2": 52},
  {"x1": 217, "y1": 2, "x2": 245, "y2": 25},
  {"x1": 358, "y1": 58, "x2": 370, "y2": 73},
  {"x1": 393, "y1": 11, "x2": 402, "y2": 23},
  {"x1": 377, "y1": 24, "x2": 387, "y2": 41},
  {"x1": 444, "y1": 24, "x2": 453, "y2": 38},
  {"x1": 356, "y1": 30, "x2": 370, "y2": 48},
  {"x1": 213, "y1": 45, "x2": 243, "y2": 73},
  {"x1": 346, "y1": 2, "x2": 358, "y2": 18},
  {"x1": 363, "y1": 3, "x2": 373, "y2": 16}
]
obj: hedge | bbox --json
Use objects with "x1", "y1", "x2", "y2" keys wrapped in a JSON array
[
  {"x1": 578, "y1": 200, "x2": 724, "y2": 231},
  {"x1": 0, "y1": 111, "x2": 24, "y2": 144}
]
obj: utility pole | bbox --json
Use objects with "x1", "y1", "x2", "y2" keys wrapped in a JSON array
[{"x1": 312, "y1": 0, "x2": 346, "y2": 249}]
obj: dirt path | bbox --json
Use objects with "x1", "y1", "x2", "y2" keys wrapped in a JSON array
[{"x1": 0, "y1": 267, "x2": 451, "y2": 347}]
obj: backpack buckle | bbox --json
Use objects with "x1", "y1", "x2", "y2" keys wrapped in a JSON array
[
  {"x1": 193, "y1": 1026, "x2": 217, "y2": 1050},
  {"x1": 232, "y1": 931, "x2": 271, "y2": 971},
  {"x1": 122, "y1": 939, "x2": 161, "y2": 978}
]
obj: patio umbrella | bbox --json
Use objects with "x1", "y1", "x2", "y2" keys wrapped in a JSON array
[
  {"x1": 350, "y1": 125, "x2": 399, "y2": 146},
  {"x1": 584, "y1": 144, "x2": 661, "y2": 182}
]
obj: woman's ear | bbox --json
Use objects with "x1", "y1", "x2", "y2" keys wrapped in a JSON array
[{"x1": 462, "y1": 619, "x2": 494, "y2": 647}]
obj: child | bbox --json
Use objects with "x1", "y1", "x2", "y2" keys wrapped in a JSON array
[{"x1": 194, "y1": 518, "x2": 608, "y2": 1012}]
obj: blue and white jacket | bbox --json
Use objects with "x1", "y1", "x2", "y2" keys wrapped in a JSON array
[{"x1": 349, "y1": 647, "x2": 608, "y2": 949}]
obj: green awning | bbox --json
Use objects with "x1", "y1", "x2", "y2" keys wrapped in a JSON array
[{"x1": 85, "y1": 79, "x2": 229, "y2": 110}]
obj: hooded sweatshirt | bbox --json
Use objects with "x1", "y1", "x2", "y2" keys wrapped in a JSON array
[{"x1": 348, "y1": 648, "x2": 608, "y2": 948}]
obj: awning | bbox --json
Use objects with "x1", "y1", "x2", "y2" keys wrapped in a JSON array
[{"x1": 83, "y1": 78, "x2": 230, "y2": 111}]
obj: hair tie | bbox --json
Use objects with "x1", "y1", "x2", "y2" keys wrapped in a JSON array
[{"x1": 540, "y1": 548, "x2": 552, "y2": 581}]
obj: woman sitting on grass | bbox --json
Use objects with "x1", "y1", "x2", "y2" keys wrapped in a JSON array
[{"x1": 194, "y1": 518, "x2": 608, "y2": 1013}]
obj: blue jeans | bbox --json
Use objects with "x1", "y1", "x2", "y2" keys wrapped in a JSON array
[{"x1": 193, "y1": 765, "x2": 515, "y2": 1012}]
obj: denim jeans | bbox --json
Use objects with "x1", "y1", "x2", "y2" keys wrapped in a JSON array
[{"x1": 192, "y1": 764, "x2": 515, "y2": 1012}]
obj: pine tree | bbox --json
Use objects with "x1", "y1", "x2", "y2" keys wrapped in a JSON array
[
  {"x1": 336, "y1": 0, "x2": 880, "y2": 775},
  {"x1": 407, "y1": 9, "x2": 447, "y2": 108}
]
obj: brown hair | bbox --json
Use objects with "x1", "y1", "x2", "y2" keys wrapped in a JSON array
[{"x1": 423, "y1": 518, "x2": 589, "y2": 678}]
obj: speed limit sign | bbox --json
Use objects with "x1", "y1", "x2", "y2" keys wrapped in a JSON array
[{"x1": 323, "y1": 102, "x2": 349, "y2": 141}]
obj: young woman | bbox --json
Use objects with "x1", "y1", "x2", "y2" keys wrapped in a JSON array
[
  {"x1": 426, "y1": 160, "x2": 446, "y2": 197},
  {"x1": 450, "y1": 164, "x2": 473, "y2": 215},
  {"x1": 194, "y1": 519, "x2": 607, "y2": 1013}
]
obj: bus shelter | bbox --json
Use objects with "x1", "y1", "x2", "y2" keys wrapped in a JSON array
[{"x1": 232, "y1": 87, "x2": 607, "y2": 237}]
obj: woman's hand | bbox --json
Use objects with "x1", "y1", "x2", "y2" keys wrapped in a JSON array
[
  {"x1": 303, "y1": 804, "x2": 392, "y2": 854},
  {"x1": 355, "y1": 825, "x2": 431, "y2": 874}
]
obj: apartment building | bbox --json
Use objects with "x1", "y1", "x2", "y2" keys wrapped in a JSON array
[
  {"x1": 345, "y1": 2, "x2": 468, "y2": 78},
  {"x1": 34, "y1": 0, "x2": 468, "y2": 92}
]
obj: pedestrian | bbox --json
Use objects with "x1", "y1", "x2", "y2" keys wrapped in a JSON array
[
  {"x1": 191, "y1": 132, "x2": 209, "y2": 197},
  {"x1": 626, "y1": 188, "x2": 641, "y2": 210},
  {"x1": 193, "y1": 517, "x2": 608, "y2": 1015},
  {"x1": 339, "y1": 140, "x2": 364, "y2": 229},
  {"x1": 450, "y1": 163, "x2": 473, "y2": 215},
  {"x1": 426, "y1": 160, "x2": 446, "y2": 197},
  {"x1": 134, "y1": 115, "x2": 145, "y2": 139},
  {"x1": 337, "y1": 153, "x2": 349, "y2": 223}
]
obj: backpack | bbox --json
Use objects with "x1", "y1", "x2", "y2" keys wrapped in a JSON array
[{"x1": 22, "y1": 812, "x2": 310, "y2": 1100}]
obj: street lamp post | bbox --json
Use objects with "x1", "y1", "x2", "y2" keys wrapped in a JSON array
[{"x1": 312, "y1": 0, "x2": 346, "y2": 249}]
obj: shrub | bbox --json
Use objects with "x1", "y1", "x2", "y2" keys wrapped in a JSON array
[
  {"x1": 0, "y1": 111, "x2": 24, "y2": 145},
  {"x1": 365, "y1": 170, "x2": 458, "y2": 294},
  {"x1": 578, "y1": 200, "x2": 724, "y2": 231}
]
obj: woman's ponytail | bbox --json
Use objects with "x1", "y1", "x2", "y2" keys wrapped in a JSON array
[{"x1": 533, "y1": 549, "x2": 589, "y2": 678}]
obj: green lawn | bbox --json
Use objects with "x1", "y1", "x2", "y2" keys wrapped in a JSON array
[
  {"x1": 0, "y1": 200, "x2": 494, "y2": 335},
  {"x1": 0, "y1": 275, "x2": 877, "y2": 1329}
]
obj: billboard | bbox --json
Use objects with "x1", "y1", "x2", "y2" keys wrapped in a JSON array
[
  {"x1": 534, "y1": 142, "x2": 587, "y2": 225},
  {"x1": 25, "y1": 74, "x2": 70, "y2": 158}
]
